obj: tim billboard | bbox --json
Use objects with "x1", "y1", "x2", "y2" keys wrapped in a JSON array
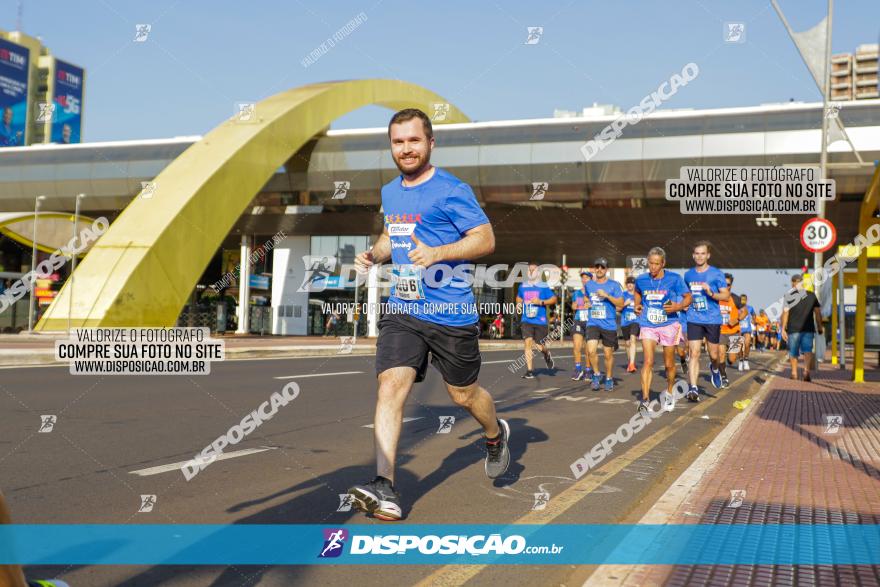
[
  {"x1": 51, "y1": 58, "x2": 84, "y2": 144},
  {"x1": 0, "y1": 38, "x2": 29, "y2": 147}
]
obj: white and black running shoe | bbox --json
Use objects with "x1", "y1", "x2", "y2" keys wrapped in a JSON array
[
  {"x1": 348, "y1": 476, "x2": 402, "y2": 521},
  {"x1": 485, "y1": 419, "x2": 511, "y2": 479}
]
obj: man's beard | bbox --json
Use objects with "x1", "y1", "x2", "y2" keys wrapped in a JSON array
[{"x1": 393, "y1": 150, "x2": 431, "y2": 175}]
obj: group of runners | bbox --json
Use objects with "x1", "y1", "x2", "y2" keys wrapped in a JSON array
[
  {"x1": 516, "y1": 243, "x2": 767, "y2": 413},
  {"x1": 340, "y1": 108, "x2": 794, "y2": 521}
]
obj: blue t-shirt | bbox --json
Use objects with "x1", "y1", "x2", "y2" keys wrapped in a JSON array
[
  {"x1": 740, "y1": 305, "x2": 755, "y2": 332},
  {"x1": 621, "y1": 291, "x2": 638, "y2": 326},
  {"x1": 383, "y1": 167, "x2": 489, "y2": 327},
  {"x1": 518, "y1": 282, "x2": 555, "y2": 325},
  {"x1": 676, "y1": 296, "x2": 688, "y2": 328},
  {"x1": 684, "y1": 266, "x2": 727, "y2": 325},
  {"x1": 585, "y1": 279, "x2": 624, "y2": 331},
  {"x1": 571, "y1": 288, "x2": 590, "y2": 324},
  {"x1": 634, "y1": 271, "x2": 688, "y2": 328}
]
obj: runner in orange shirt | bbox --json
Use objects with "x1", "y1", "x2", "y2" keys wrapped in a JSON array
[
  {"x1": 755, "y1": 309, "x2": 770, "y2": 350},
  {"x1": 718, "y1": 297, "x2": 740, "y2": 388}
]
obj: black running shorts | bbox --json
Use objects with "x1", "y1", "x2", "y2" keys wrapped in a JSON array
[
  {"x1": 687, "y1": 322, "x2": 721, "y2": 344},
  {"x1": 586, "y1": 325, "x2": 619, "y2": 350},
  {"x1": 521, "y1": 322, "x2": 549, "y2": 341},
  {"x1": 572, "y1": 321, "x2": 589, "y2": 337},
  {"x1": 621, "y1": 323, "x2": 640, "y2": 339},
  {"x1": 375, "y1": 312, "x2": 481, "y2": 387}
]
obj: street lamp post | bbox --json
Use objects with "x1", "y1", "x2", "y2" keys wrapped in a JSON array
[
  {"x1": 68, "y1": 193, "x2": 85, "y2": 335},
  {"x1": 28, "y1": 195, "x2": 47, "y2": 332}
]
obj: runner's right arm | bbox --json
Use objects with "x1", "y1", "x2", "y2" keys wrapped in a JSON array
[{"x1": 356, "y1": 228, "x2": 391, "y2": 270}]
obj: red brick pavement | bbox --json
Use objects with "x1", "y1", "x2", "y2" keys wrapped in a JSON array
[{"x1": 634, "y1": 361, "x2": 880, "y2": 587}]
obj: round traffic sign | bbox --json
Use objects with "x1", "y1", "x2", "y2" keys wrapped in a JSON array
[{"x1": 800, "y1": 217, "x2": 836, "y2": 253}]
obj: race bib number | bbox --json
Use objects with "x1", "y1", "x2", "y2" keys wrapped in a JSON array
[
  {"x1": 526, "y1": 304, "x2": 539, "y2": 319},
  {"x1": 590, "y1": 304, "x2": 606, "y2": 320},
  {"x1": 575, "y1": 309, "x2": 588, "y2": 322},
  {"x1": 647, "y1": 307, "x2": 666, "y2": 324},
  {"x1": 394, "y1": 265, "x2": 424, "y2": 300},
  {"x1": 690, "y1": 285, "x2": 708, "y2": 311}
]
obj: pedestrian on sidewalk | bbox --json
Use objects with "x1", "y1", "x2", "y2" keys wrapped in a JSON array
[{"x1": 781, "y1": 274, "x2": 823, "y2": 382}]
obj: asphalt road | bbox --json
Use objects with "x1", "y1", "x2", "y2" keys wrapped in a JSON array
[{"x1": 0, "y1": 345, "x2": 777, "y2": 587}]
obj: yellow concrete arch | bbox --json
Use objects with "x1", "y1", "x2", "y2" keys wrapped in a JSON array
[{"x1": 36, "y1": 79, "x2": 468, "y2": 329}]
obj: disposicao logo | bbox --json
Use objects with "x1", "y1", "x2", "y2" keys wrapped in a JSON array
[{"x1": 318, "y1": 528, "x2": 348, "y2": 558}]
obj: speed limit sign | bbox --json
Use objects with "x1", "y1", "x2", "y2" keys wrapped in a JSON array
[{"x1": 800, "y1": 217, "x2": 836, "y2": 253}]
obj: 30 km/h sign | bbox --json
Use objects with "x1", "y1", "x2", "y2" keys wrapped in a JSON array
[{"x1": 800, "y1": 217, "x2": 837, "y2": 253}]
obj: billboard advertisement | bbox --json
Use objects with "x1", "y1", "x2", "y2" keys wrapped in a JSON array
[
  {"x1": 0, "y1": 37, "x2": 29, "y2": 147},
  {"x1": 51, "y1": 58, "x2": 84, "y2": 144}
]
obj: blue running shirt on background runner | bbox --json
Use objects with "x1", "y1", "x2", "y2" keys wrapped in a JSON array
[
  {"x1": 683, "y1": 266, "x2": 727, "y2": 325},
  {"x1": 621, "y1": 291, "x2": 638, "y2": 326},
  {"x1": 518, "y1": 282, "x2": 555, "y2": 325},
  {"x1": 741, "y1": 304, "x2": 755, "y2": 332},
  {"x1": 584, "y1": 279, "x2": 624, "y2": 331},
  {"x1": 571, "y1": 287, "x2": 591, "y2": 325},
  {"x1": 634, "y1": 271, "x2": 688, "y2": 329},
  {"x1": 383, "y1": 168, "x2": 489, "y2": 327}
]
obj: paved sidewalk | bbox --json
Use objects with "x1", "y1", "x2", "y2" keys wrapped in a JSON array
[{"x1": 588, "y1": 360, "x2": 880, "y2": 587}]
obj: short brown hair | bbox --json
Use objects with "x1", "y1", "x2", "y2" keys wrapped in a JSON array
[
  {"x1": 694, "y1": 240, "x2": 712, "y2": 254},
  {"x1": 388, "y1": 108, "x2": 433, "y2": 140}
]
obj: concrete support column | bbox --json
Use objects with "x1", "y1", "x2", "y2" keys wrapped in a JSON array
[{"x1": 237, "y1": 234, "x2": 251, "y2": 334}]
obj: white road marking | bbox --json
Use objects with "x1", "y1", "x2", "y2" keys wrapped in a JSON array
[
  {"x1": 273, "y1": 370, "x2": 364, "y2": 380},
  {"x1": 362, "y1": 417, "x2": 424, "y2": 429},
  {"x1": 129, "y1": 446, "x2": 278, "y2": 476},
  {"x1": 532, "y1": 387, "x2": 559, "y2": 394},
  {"x1": 482, "y1": 357, "x2": 573, "y2": 365}
]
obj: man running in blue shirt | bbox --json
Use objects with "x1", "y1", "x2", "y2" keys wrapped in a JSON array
[
  {"x1": 570, "y1": 270, "x2": 592, "y2": 381},
  {"x1": 634, "y1": 247, "x2": 691, "y2": 413},
  {"x1": 683, "y1": 241, "x2": 730, "y2": 401},
  {"x1": 348, "y1": 109, "x2": 510, "y2": 520},
  {"x1": 621, "y1": 277, "x2": 640, "y2": 373},
  {"x1": 516, "y1": 262, "x2": 557, "y2": 379},
  {"x1": 584, "y1": 257, "x2": 625, "y2": 391}
]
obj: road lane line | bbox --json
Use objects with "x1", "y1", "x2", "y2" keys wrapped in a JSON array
[
  {"x1": 273, "y1": 371, "x2": 364, "y2": 380},
  {"x1": 481, "y1": 357, "x2": 573, "y2": 365},
  {"x1": 129, "y1": 446, "x2": 278, "y2": 476},
  {"x1": 414, "y1": 368, "x2": 764, "y2": 587},
  {"x1": 362, "y1": 417, "x2": 424, "y2": 429}
]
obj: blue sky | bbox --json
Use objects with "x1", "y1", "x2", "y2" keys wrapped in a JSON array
[{"x1": 5, "y1": 0, "x2": 879, "y2": 142}]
